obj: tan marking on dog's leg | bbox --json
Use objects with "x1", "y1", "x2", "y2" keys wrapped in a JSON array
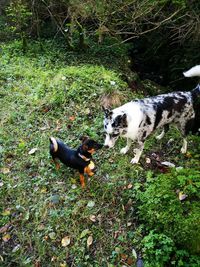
[
  {"x1": 84, "y1": 166, "x2": 94, "y2": 177},
  {"x1": 79, "y1": 174, "x2": 85, "y2": 188}
]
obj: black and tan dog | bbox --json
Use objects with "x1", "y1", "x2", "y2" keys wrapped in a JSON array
[{"x1": 50, "y1": 136, "x2": 102, "y2": 188}]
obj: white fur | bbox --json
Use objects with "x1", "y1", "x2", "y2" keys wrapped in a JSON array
[{"x1": 183, "y1": 65, "x2": 200, "y2": 77}]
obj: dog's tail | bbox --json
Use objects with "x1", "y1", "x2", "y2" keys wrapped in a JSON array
[
  {"x1": 183, "y1": 65, "x2": 200, "y2": 78},
  {"x1": 50, "y1": 137, "x2": 58, "y2": 152}
]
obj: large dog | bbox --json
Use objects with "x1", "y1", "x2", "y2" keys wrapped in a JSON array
[{"x1": 103, "y1": 65, "x2": 200, "y2": 164}]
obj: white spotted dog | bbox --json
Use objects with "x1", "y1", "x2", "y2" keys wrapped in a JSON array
[{"x1": 103, "y1": 65, "x2": 200, "y2": 164}]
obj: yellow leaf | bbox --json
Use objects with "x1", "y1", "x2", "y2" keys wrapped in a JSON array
[
  {"x1": 1, "y1": 168, "x2": 10, "y2": 174},
  {"x1": 40, "y1": 187, "x2": 47, "y2": 193},
  {"x1": 2, "y1": 209, "x2": 11, "y2": 216},
  {"x1": 2, "y1": 234, "x2": 11, "y2": 242},
  {"x1": 87, "y1": 235, "x2": 93, "y2": 248},
  {"x1": 61, "y1": 236, "x2": 71, "y2": 247},
  {"x1": 179, "y1": 191, "x2": 187, "y2": 201},
  {"x1": 60, "y1": 263, "x2": 66, "y2": 267}
]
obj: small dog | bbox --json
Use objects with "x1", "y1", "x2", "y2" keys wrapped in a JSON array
[
  {"x1": 50, "y1": 136, "x2": 102, "y2": 187},
  {"x1": 103, "y1": 65, "x2": 200, "y2": 164}
]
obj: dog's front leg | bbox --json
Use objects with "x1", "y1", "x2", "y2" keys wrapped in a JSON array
[
  {"x1": 120, "y1": 138, "x2": 132, "y2": 154},
  {"x1": 130, "y1": 141, "x2": 144, "y2": 164},
  {"x1": 180, "y1": 138, "x2": 187, "y2": 154}
]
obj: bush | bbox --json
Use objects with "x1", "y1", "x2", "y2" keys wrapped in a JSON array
[{"x1": 137, "y1": 168, "x2": 200, "y2": 265}]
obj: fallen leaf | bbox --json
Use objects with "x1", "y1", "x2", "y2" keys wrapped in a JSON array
[
  {"x1": 40, "y1": 187, "x2": 47, "y2": 193},
  {"x1": 132, "y1": 248, "x2": 137, "y2": 259},
  {"x1": 60, "y1": 263, "x2": 67, "y2": 267},
  {"x1": 161, "y1": 161, "x2": 175, "y2": 168},
  {"x1": 87, "y1": 201, "x2": 95, "y2": 208},
  {"x1": 87, "y1": 235, "x2": 93, "y2": 247},
  {"x1": 2, "y1": 233, "x2": 11, "y2": 242},
  {"x1": 89, "y1": 215, "x2": 96, "y2": 222},
  {"x1": 61, "y1": 236, "x2": 71, "y2": 247},
  {"x1": 0, "y1": 224, "x2": 10, "y2": 234},
  {"x1": 127, "y1": 183, "x2": 133, "y2": 189},
  {"x1": 146, "y1": 157, "x2": 151, "y2": 164},
  {"x1": 69, "y1": 116, "x2": 75, "y2": 121},
  {"x1": 2, "y1": 209, "x2": 11, "y2": 216},
  {"x1": 28, "y1": 148, "x2": 38, "y2": 155},
  {"x1": 179, "y1": 191, "x2": 188, "y2": 201},
  {"x1": 1, "y1": 167, "x2": 10, "y2": 174},
  {"x1": 186, "y1": 152, "x2": 192, "y2": 158}
]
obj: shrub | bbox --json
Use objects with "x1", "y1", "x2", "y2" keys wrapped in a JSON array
[{"x1": 137, "y1": 168, "x2": 200, "y2": 265}]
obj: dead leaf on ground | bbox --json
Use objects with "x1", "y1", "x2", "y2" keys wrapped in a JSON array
[
  {"x1": 69, "y1": 116, "x2": 75, "y2": 121},
  {"x1": 1, "y1": 167, "x2": 10, "y2": 174},
  {"x1": 87, "y1": 235, "x2": 93, "y2": 248},
  {"x1": 61, "y1": 236, "x2": 71, "y2": 247},
  {"x1": 2, "y1": 233, "x2": 11, "y2": 242},
  {"x1": 28, "y1": 148, "x2": 38, "y2": 155},
  {"x1": 89, "y1": 215, "x2": 96, "y2": 222},
  {"x1": 0, "y1": 224, "x2": 10, "y2": 234},
  {"x1": 179, "y1": 191, "x2": 188, "y2": 201}
]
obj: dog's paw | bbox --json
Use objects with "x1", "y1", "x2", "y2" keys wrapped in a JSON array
[
  {"x1": 180, "y1": 147, "x2": 187, "y2": 154},
  {"x1": 130, "y1": 158, "x2": 139, "y2": 164},
  {"x1": 120, "y1": 147, "x2": 129, "y2": 154}
]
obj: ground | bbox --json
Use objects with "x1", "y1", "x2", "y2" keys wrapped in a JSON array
[{"x1": 0, "y1": 40, "x2": 200, "y2": 267}]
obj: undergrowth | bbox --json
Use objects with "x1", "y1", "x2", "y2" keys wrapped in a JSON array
[{"x1": 0, "y1": 40, "x2": 200, "y2": 267}]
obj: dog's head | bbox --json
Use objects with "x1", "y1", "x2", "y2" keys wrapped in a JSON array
[
  {"x1": 80, "y1": 136, "x2": 103, "y2": 154},
  {"x1": 103, "y1": 107, "x2": 127, "y2": 148}
]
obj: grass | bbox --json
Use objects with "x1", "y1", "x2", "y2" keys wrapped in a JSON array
[{"x1": 0, "y1": 40, "x2": 200, "y2": 267}]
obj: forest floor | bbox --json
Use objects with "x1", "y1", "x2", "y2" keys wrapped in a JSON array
[{"x1": 0, "y1": 40, "x2": 200, "y2": 267}]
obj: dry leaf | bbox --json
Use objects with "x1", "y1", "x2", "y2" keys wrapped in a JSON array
[
  {"x1": 127, "y1": 183, "x2": 133, "y2": 189},
  {"x1": 0, "y1": 224, "x2": 10, "y2": 234},
  {"x1": 61, "y1": 236, "x2": 71, "y2": 247},
  {"x1": 89, "y1": 215, "x2": 96, "y2": 222},
  {"x1": 179, "y1": 191, "x2": 188, "y2": 201},
  {"x1": 87, "y1": 235, "x2": 93, "y2": 247},
  {"x1": 40, "y1": 187, "x2": 47, "y2": 193},
  {"x1": 1, "y1": 167, "x2": 10, "y2": 174},
  {"x1": 28, "y1": 148, "x2": 38, "y2": 155},
  {"x1": 2, "y1": 233, "x2": 11, "y2": 242},
  {"x1": 69, "y1": 116, "x2": 75, "y2": 121},
  {"x1": 2, "y1": 209, "x2": 11, "y2": 216}
]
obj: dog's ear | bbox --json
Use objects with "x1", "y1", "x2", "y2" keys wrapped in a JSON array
[
  {"x1": 79, "y1": 135, "x2": 89, "y2": 143},
  {"x1": 102, "y1": 106, "x2": 113, "y2": 118}
]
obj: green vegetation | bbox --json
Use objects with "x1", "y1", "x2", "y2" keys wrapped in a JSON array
[{"x1": 0, "y1": 40, "x2": 200, "y2": 267}]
